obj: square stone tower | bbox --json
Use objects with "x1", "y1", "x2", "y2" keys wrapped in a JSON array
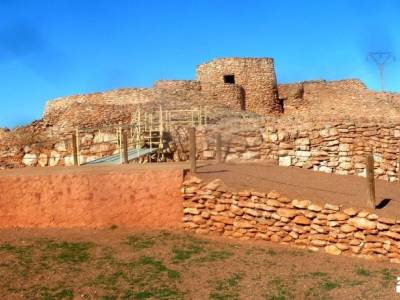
[{"x1": 196, "y1": 57, "x2": 281, "y2": 114}]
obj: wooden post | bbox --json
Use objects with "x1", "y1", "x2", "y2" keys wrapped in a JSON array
[
  {"x1": 366, "y1": 153, "x2": 376, "y2": 209},
  {"x1": 75, "y1": 128, "x2": 80, "y2": 166},
  {"x1": 118, "y1": 126, "x2": 123, "y2": 163},
  {"x1": 159, "y1": 106, "x2": 163, "y2": 148},
  {"x1": 72, "y1": 133, "x2": 78, "y2": 166},
  {"x1": 216, "y1": 133, "x2": 222, "y2": 163},
  {"x1": 189, "y1": 127, "x2": 196, "y2": 173},
  {"x1": 122, "y1": 130, "x2": 129, "y2": 164},
  {"x1": 150, "y1": 113, "x2": 153, "y2": 151},
  {"x1": 198, "y1": 110, "x2": 201, "y2": 126},
  {"x1": 168, "y1": 111, "x2": 171, "y2": 131}
]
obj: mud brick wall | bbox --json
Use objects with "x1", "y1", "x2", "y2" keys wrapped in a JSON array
[
  {"x1": 182, "y1": 177, "x2": 400, "y2": 263},
  {"x1": 196, "y1": 58, "x2": 281, "y2": 114}
]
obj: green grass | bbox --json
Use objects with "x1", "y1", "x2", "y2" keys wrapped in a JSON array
[
  {"x1": 305, "y1": 273, "x2": 341, "y2": 299},
  {"x1": 136, "y1": 256, "x2": 181, "y2": 279},
  {"x1": 348, "y1": 279, "x2": 365, "y2": 287},
  {"x1": 287, "y1": 249, "x2": 312, "y2": 256},
  {"x1": 39, "y1": 286, "x2": 74, "y2": 300},
  {"x1": 209, "y1": 273, "x2": 242, "y2": 300},
  {"x1": 123, "y1": 287, "x2": 181, "y2": 299},
  {"x1": 321, "y1": 279, "x2": 341, "y2": 291},
  {"x1": 38, "y1": 240, "x2": 94, "y2": 264},
  {"x1": 355, "y1": 266, "x2": 371, "y2": 277},
  {"x1": 124, "y1": 235, "x2": 156, "y2": 251},
  {"x1": 196, "y1": 250, "x2": 233, "y2": 263},
  {"x1": 310, "y1": 272, "x2": 329, "y2": 278},
  {"x1": 266, "y1": 249, "x2": 277, "y2": 256},
  {"x1": 266, "y1": 276, "x2": 293, "y2": 300},
  {"x1": 1, "y1": 231, "x2": 399, "y2": 299},
  {"x1": 0, "y1": 242, "x2": 33, "y2": 266},
  {"x1": 90, "y1": 255, "x2": 182, "y2": 298},
  {"x1": 172, "y1": 243, "x2": 204, "y2": 263},
  {"x1": 381, "y1": 268, "x2": 396, "y2": 287},
  {"x1": 92, "y1": 271, "x2": 125, "y2": 290}
]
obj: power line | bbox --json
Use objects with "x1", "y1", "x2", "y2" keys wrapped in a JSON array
[{"x1": 367, "y1": 52, "x2": 395, "y2": 92}]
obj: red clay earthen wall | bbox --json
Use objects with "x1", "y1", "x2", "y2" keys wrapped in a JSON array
[
  {"x1": 196, "y1": 58, "x2": 281, "y2": 114},
  {"x1": 0, "y1": 167, "x2": 184, "y2": 228},
  {"x1": 183, "y1": 176, "x2": 400, "y2": 263}
]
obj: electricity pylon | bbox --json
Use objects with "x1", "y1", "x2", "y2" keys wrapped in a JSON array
[{"x1": 368, "y1": 52, "x2": 395, "y2": 92}]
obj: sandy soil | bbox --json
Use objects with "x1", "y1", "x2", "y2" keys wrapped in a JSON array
[{"x1": 196, "y1": 162, "x2": 400, "y2": 218}]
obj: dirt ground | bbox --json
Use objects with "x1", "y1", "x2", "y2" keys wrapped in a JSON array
[
  {"x1": 196, "y1": 162, "x2": 400, "y2": 218},
  {"x1": 0, "y1": 228, "x2": 399, "y2": 300}
]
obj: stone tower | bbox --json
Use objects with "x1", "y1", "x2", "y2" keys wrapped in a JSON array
[{"x1": 196, "y1": 57, "x2": 281, "y2": 114}]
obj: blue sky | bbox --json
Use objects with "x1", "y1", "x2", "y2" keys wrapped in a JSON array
[{"x1": 0, "y1": 0, "x2": 399, "y2": 128}]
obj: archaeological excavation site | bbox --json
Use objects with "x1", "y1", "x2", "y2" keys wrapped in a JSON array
[{"x1": 3, "y1": 56, "x2": 400, "y2": 265}]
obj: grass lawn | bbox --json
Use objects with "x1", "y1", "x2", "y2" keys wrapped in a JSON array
[{"x1": 0, "y1": 229, "x2": 399, "y2": 299}]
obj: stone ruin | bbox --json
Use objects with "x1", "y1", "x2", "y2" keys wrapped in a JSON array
[
  {"x1": 2, "y1": 56, "x2": 400, "y2": 181},
  {"x1": 42, "y1": 57, "x2": 281, "y2": 134}
]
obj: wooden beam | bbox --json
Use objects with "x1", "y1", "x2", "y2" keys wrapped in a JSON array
[
  {"x1": 118, "y1": 126, "x2": 123, "y2": 164},
  {"x1": 189, "y1": 127, "x2": 196, "y2": 173},
  {"x1": 216, "y1": 133, "x2": 222, "y2": 163},
  {"x1": 366, "y1": 153, "x2": 376, "y2": 209},
  {"x1": 72, "y1": 133, "x2": 78, "y2": 166},
  {"x1": 122, "y1": 130, "x2": 129, "y2": 164},
  {"x1": 75, "y1": 128, "x2": 80, "y2": 166}
]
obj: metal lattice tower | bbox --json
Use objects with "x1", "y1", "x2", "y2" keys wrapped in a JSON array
[{"x1": 367, "y1": 52, "x2": 395, "y2": 91}]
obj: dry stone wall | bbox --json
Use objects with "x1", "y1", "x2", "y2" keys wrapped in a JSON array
[
  {"x1": 197, "y1": 58, "x2": 281, "y2": 114},
  {"x1": 7, "y1": 118, "x2": 400, "y2": 184},
  {"x1": 42, "y1": 80, "x2": 246, "y2": 134},
  {"x1": 278, "y1": 79, "x2": 400, "y2": 123},
  {"x1": 193, "y1": 119, "x2": 400, "y2": 182},
  {"x1": 182, "y1": 176, "x2": 400, "y2": 263}
]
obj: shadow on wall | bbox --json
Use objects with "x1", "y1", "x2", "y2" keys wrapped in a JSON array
[{"x1": 240, "y1": 87, "x2": 246, "y2": 111}]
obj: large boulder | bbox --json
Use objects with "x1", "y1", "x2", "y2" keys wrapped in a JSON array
[
  {"x1": 38, "y1": 153, "x2": 48, "y2": 167},
  {"x1": 22, "y1": 153, "x2": 37, "y2": 166}
]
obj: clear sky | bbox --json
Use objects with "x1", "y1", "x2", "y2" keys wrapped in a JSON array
[{"x1": 0, "y1": 0, "x2": 399, "y2": 128}]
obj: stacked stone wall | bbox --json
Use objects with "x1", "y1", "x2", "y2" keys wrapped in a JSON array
[
  {"x1": 44, "y1": 88, "x2": 153, "y2": 117},
  {"x1": 153, "y1": 80, "x2": 201, "y2": 91},
  {"x1": 200, "y1": 82, "x2": 245, "y2": 110},
  {"x1": 182, "y1": 176, "x2": 400, "y2": 263},
  {"x1": 193, "y1": 120, "x2": 400, "y2": 182},
  {"x1": 4, "y1": 118, "x2": 400, "y2": 183},
  {"x1": 196, "y1": 58, "x2": 281, "y2": 114}
]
